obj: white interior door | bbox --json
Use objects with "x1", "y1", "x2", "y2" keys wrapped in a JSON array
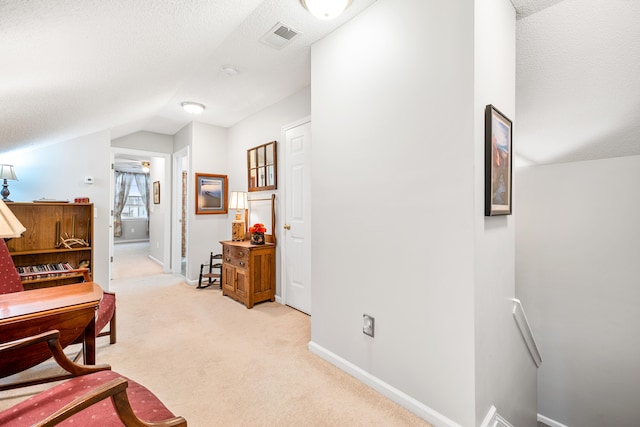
[{"x1": 283, "y1": 119, "x2": 311, "y2": 314}]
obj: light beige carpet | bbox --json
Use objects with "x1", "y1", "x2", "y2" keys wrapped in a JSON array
[
  {"x1": 0, "y1": 245, "x2": 431, "y2": 426},
  {"x1": 112, "y1": 241, "x2": 163, "y2": 279}
]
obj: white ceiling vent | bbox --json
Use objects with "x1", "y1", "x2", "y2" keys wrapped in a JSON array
[{"x1": 260, "y1": 22, "x2": 301, "y2": 50}]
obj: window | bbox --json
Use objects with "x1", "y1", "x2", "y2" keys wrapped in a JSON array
[{"x1": 122, "y1": 179, "x2": 147, "y2": 219}]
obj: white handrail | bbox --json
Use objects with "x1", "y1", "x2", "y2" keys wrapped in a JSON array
[{"x1": 511, "y1": 298, "x2": 543, "y2": 367}]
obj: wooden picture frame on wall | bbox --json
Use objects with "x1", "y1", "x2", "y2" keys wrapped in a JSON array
[
  {"x1": 195, "y1": 173, "x2": 228, "y2": 215},
  {"x1": 153, "y1": 181, "x2": 160, "y2": 204},
  {"x1": 485, "y1": 104, "x2": 513, "y2": 216},
  {"x1": 247, "y1": 141, "x2": 277, "y2": 192}
]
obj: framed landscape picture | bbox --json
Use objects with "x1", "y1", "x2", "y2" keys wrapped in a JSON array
[
  {"x1": 195, "y1": 173, "x2": 228, "y2": 215},
  {"x1": 485, "y1": 104, "x2": 513, "y2": 216}
]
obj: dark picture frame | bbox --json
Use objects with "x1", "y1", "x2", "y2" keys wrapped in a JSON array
[
  {"x1": 153, "y1": 181, "x2": 160, "y2": 204},
  {"x1": 195, "y1": 173, "x2": 228, "y2": 215},
  {"x1": 485, "y1": 104, "x2": 513, "y2": 216}
]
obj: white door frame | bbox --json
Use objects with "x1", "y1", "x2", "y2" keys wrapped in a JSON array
[
  {"x1": 108, "y1": 151, "x2": 115, "y2": 280},
  {"x1": 280, "y1": 116, "x2": 311, "y2": 308},
  {"x1": 171, "y1": 147, "x2": 189, "y2": 275},
  {"x1": 110, "y1": 147, "x2": 172, "y2": 276}
]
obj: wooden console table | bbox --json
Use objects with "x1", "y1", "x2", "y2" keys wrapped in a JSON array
[
  {"x1": 220, "y1": 240, "x2": 275, "y2": 308},
  {"x1": 0, "y1": 282, "x2": 103, "y2": 388}
]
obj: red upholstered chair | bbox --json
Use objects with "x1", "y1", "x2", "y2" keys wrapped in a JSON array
[
  {"x1": 0, "y1": 239, "x2": 116, "y2": 344},
  {"x1": 0, "y1": 330, "x2": 186, "y2": 427},
  {"x1": 0, "y1": 239, "x2": 23, "y2": 295}
]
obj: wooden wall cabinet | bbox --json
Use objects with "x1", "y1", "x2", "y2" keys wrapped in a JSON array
[
  {"x1": 220, "y1": 240, "x2": 275, "y2": 308},
  {"x1": 6, "y1": 203, "x2": 94, "y2": 290}
]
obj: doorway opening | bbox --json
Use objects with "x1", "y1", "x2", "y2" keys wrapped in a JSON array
[
  {"x1": 111, "y1": 148, "x2": 172, "y2": 280},
  {"x1": 172, "y1": 148, "x2": 189, "y2": 277}
]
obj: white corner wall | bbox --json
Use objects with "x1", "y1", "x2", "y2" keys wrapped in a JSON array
[
  {"x1": 111, "y1": 130, "x2": 174, "y2": 153},
  {"x1": 147, "y1": 156, "x2": 166, "y2": 264},
  {"x1": 310, "y1": 0, "x2": 476, "y2": 425},
  {"x1": 3, "y1": 130, "x2": 112, "y2": 288},
  {"x1": 474, "y1": 1, "x2": 537, "y2": 426},
  {"x1": 186, "y1": 122, "x2": 228, "y2": 282},
  {"x1": 227, "y1": 87, "x2": 311, "y2": 297},
  {"x1": 516, "y1": 155, "x2": 640, "y2": 427}
]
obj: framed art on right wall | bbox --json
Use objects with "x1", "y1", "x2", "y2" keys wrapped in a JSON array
[{"x1": 485, "y1": 104, "x2": 513, "y2": 216}]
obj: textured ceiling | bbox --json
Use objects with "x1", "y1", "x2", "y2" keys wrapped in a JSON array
[
  {"x1": 1, "y1": 0, "x2": 638, "y2": 167},
  {"x1": 0, "y1": 0, "x2": 376, "y2": 153},
  {"x1": 515, "y1": 0, "x2": 640, "y2": 165},
  {"x1": 511, "y1": 0, "x2": 566, "y2": 19}
]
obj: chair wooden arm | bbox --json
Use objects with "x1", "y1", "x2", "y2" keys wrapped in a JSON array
[
  {"x1": 35, "y1": 377, "x2": 187, "y2": 427},
  {"x1": 0, "y1": 330, "x2": 110, "y2": 377}
]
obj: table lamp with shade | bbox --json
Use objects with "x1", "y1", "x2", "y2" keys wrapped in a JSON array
[
  {"x1": 229, "y1": 191, "x2": 248, "y2": 241},
  {"x1": 0, "y1": 165, "x2": 17, "y2": 202}
]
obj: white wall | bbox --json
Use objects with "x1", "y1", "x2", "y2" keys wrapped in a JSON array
[
  {"x1": 186, "y1": 122, "x2": 228, "y2": 282},
  {"x1": 174, "y1": 124, "x2": 191, "y2": 152},
  {"x1": 516, "y1": 155, "x2": 640, "y2": 427},
  {"x1": 3, "y1": 130, "x2": 112, "y2": 289},
  {"x1": 474, "y1": 1, "x2": 537, "y2": 426},
  {"x1": 227, "y1": 86, "x2": 311, "y2": 296},
  {"x1": 111, "y1": 130, "x2": 173, "y2": 153},
  {"x1": 310, "y1": 1, "x2": 477, "y2": 425},
  {"x1": 148, "y1": 156, "x2": 166, "y2": 263},
  {"x1": 115, "y1": 218, "x2": 148, "y2": 242}
]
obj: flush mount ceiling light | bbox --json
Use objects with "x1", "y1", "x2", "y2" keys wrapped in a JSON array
[
  {"x1": 222, "y1": 65, "x2": 239, "y2": 76},
  {"x1": 300, "y1": 0, "x2": 352, "y2": 20},
  {"x1": 181, "y1": 102, "x2": 205, "y2": 114}
]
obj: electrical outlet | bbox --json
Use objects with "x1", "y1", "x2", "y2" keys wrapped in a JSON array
[{"x1": 363, "y1": 314, "x2": 374, "y2": 337}]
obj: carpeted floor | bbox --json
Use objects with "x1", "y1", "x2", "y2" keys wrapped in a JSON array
[
  {"x1": 0, "y1": 244, "x2": 431, "y2": 426},
  {"x1": 112, "y1": 241, "x2": 163, "y2": 279}
]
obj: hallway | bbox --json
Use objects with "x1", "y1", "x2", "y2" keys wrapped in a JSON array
[{"x1": 112, "y1": 241, "x2": 163, "y2": 279}]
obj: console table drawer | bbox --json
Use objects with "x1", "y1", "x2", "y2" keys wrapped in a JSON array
[{"x1": 223, "y1": 246, "x2": 249, "y2": 268}]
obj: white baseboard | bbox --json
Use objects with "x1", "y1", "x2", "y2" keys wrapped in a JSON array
[
  {"x1": 148, "y1": 254, "x2": 163, "y2": 266},
  {"x1": 480, "y1": 405, "x2": 514, "y2": 427},
  {"x1": 538, "y1": 413, "x2": 569, "y2": 427},
  {"x1": 308, "y1": 341, "x2": 462, "y2": 427}
]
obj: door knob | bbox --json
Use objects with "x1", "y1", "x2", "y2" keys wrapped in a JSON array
[{"x1": 283, "y1": 224, "x2": 291, "y2": 230}]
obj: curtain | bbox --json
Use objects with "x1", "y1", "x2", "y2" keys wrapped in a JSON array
[
  {"x1": 113, "y1": 172, "x2": 134, "y2": 237},
  {"x1": 134, "y1": 173, "x2": 150, "y2": 217},
  {"x1": 134, "y1": 173, "x2": 151, "y2": 235}
]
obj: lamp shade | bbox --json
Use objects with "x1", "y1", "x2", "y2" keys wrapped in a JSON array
[
  {"x1": 300, "y1": 0, "x2": 352, "y2": 20},
  {"x1": 228, "y1": 191, "x2": 248, "y2": 210},
  {"x1": 0, "y1": 200, "x2": 25, "y2": 238},
  {"x1": 0, "y1": 164, "x2": 17, "y2": 181}
]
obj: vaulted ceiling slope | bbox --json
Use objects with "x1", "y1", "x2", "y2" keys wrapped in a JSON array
[
  {"x1": 514, "y1": 0, "x2": 640, "y2": 166},
  {"x1": 1, "y1": 0, "x2": 638, "y2": 167},
  {"x1": 0, "y1": 0, "x2": 375, "y2": 153}
]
